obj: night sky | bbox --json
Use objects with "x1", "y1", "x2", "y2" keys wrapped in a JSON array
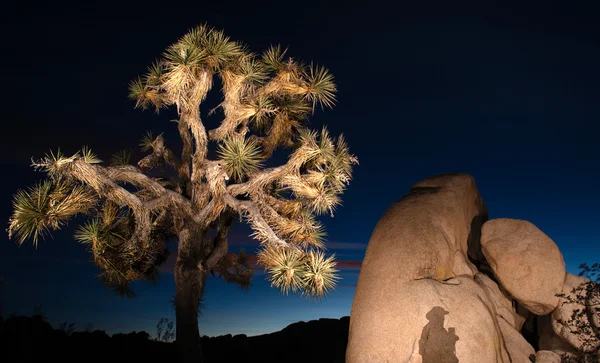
[{"x1": 1, "y1": 1, "x2": 600, "y2": 338}]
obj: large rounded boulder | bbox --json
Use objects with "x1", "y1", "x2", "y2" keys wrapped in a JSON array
[
  {"x1": 347, "y1": 173, "x2": 489, "y2": 362},
  {"x1": 481, "y1": 218, "x2": 565, "y2": 315}
]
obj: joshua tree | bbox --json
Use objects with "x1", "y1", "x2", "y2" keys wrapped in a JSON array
[{"x1": 8, "y1": 24, "x2": 356, "y2": 362}]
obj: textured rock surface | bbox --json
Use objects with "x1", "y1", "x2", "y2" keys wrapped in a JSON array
[
  {"x1": 535, "y1": 350, "x2": 562, "y2": 363},
  {"x1": 481, "y1": 218, "x2": 566, "y2": 315},
  {"x1": 514, "y1": 302, "x2": 532, "y2": 333},
  {"x1": 538, "y1": 314, "x2": 578, "y2": 357},
  {"x1": 475, "y1": 273, "x2": 518, "y2": 328},
  {"x1": 551, "y1": 272, "x2": 599, "y2": 351},
  {"x1": 497, "y1": 317, "x2": 535, "y2": 362},
  {"x1": 347, "y1": 174, "x2": 490, "y2": 362},
  {"x1": 348, "y1": 277, "x2": 509, "y2": 363}
]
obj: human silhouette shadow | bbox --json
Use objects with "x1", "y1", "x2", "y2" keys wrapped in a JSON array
[{"x1": 418, "y1": 306, "x2": 459, "y2": 363}]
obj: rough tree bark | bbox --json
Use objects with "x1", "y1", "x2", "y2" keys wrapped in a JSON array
[{"x1": 174, "y1": 226, "x2": 207, "y2": 363}]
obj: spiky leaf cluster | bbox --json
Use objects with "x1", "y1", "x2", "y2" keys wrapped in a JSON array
[
  {"x1": 8, "y1": 179, "x2": 96, "y2": 247},
  {"x1": 217, "y1": 135, "x2": 262, "y2": 182},
  {"x1": 30, "y1": 147, "x2": 107, "y2": 192},
  {"x1": 75, "y1": 202, "x2": 171, "y2": 297},
  {"x1": 139, "y1": 131, "x2": 157, "y2": 152},
  {"x1": 275, "y1": 210, "x2": 326, "y2": 249},
  {"x1": 280, "y1": 127, "x2": 357, "y2": 217},
  {"x1": 257, "y1": 245, "x2": 339, "y2": 299},
  {"x1": 129, "y1": 24, "x2": 338, "y2": 143},
  {"x1": 128, "y1": 24, "x2": 245, "y2": 114},
  {"x1": 110, "y1": 150, "x2": 132, "y2": 166},
  {"x1": 13, "y1": 146, "x2": 174, "y2": 297},
  {"x1": 211, "y1": 249, "x2": 254, "y2": 290}
]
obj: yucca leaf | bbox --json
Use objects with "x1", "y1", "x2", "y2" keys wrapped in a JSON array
[
  {"x1": 8, "y1": 180, "x2": 96, "y2": 247},
  {"x1": 74, "y1": 218, "x2": 103, "y2": 246},
  {"x1": 309, "y1": 184, "x2": 341, "y2": 217},
  {"x1": 81, "y1": 146, "x2": 102, "y2": 164},
  {"x1": 163, "y1": 43, "x2": 206, "y2": 67},
  {"x1": 262, "y1": 44, "x2": 287, "y2": 72},
  {"x1": 239, "y1": 56, "x2": 268, "y2": 85},
  {"x1": 300, "y1": 250, "x2": 339, "y2": 300},
  {"x1": 110, "y1": 150, "x2": 131, "y2": 166},
  {"x1": 31, "y1": 148, "x2": 75, "y2": 179},
  {"x1": 276, "y1": 95, "x2": 311, "y2": 120},
  {"x1": 303, "y1": 63, "x2": 336, "y2": 110},
  {"x1": 217, "y1": 135, "x2": 263, "y2": 182},
  {"x1": 128, "y1": 78, "x2": 149, "y2": 109},
  {"x1": 204, "y1": 29, "x2": 243, "y2": 69},
  {"x1": 145, "y1": 60, "x2": 165, "y2": 87},
  {"x1": 249, "y1": 95, "x2": 275, "y2": 130},
  {"x1": 179, "y1": 24, "x2": 212, "y2": 50},
  {"x1": 258, "y1": 246, "x2": 305, "y2": 295},
  {"x1": 139, "y1": 131, "x2": 155, "y2": 152}
]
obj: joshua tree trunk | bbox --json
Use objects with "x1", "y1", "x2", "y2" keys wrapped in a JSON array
[{"x1": 174, "y1": 227, "x2": 207, "y2": 363}]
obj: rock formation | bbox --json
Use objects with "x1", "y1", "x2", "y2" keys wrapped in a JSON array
[
  {"x1": 481, "y1": 218, "x2": 565, "y2": 315},
  {"x1": 347, "y1": 173, "x2": 599, "y2": 362}
]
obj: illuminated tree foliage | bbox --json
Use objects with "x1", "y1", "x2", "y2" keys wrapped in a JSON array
[
  {"x1": 8, "y1": 24, "x2": 357, "y2": 363},
  {"x1": 556, "y1": 263, "x2": 600, "y2": 363}
]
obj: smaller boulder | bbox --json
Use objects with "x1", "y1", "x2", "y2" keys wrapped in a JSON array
[{"x1": 481, "y1": 218, "x2": 565, "y2": 315}]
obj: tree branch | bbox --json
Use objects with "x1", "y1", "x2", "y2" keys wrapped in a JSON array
[
  {"x1": 60, "y1": 161, "x2": 156, "y2": 249},
  {"x1": 207, "y1": 70, "x2": 256, "y2": 142},
  {"x1": 226, "y1": 166, "x2": 288, "y2": 197},
  {"x1": 107, "y1": 165, "x2": 222, "y2": 229},
  {"x1": 202, "y1": 210, "x2": 235, "y2": 271},
  {"x1": 138, "y1": 134, "x2": 181, "y2": 171},
  {"x1": 181, "y1": 109, "x2": 208, "y2": 185},
  {"x1": 222, "y1": 192, "x2": 287, "y2": 247},
  {"x1": 107, "y1": 166, "x2": 190, "y2": 210},
  {"x1": 176, "y1": 120, "x2": 193, "y2": 194},
  {"x1": 47, "y1": 159, "x2": 221, "y2": 249}
]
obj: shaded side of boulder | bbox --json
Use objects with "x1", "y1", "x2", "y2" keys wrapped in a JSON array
[
  {"x1": 538, "y1": 314, "x2": 578, "y2": 357},
  {"x1": 475, "y1": 273, "x2": 518, "y2": 329},
  {"x1": 515, "y1": 302, "x2": 533, "y2": 334},
  {"x1": 497, "y1": 317, "x2": 535, "y2": 362},
  {"x1": 481, "y1": 218, "x2": 566, "y2": 315}
]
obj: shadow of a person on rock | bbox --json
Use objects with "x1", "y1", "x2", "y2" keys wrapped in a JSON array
[{"x1": 418, "y1": 306, "x2": 459, "y2": 363}]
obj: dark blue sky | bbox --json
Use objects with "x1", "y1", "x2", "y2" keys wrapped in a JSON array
[{"x1": 1, "y1": 1, "x2": 599, "y2": 337}]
